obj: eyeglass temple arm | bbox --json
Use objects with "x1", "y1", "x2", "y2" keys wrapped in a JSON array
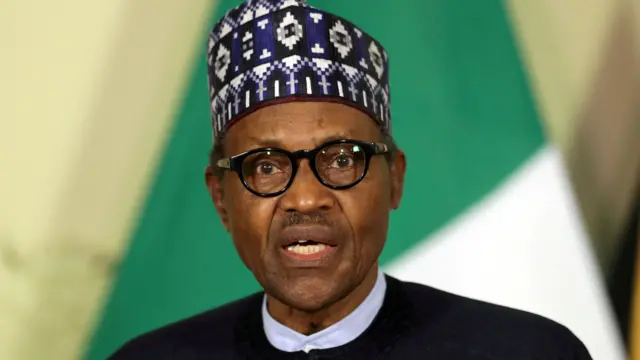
[
  {"x1": 375, "y1": 142, "x2": 389, "y2": 154},
  {"x1": 216, "y1": 158, "x2": 232, "y2": 169}
]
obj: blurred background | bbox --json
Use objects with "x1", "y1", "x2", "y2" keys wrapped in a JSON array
[{"x1": 2, "y1": 0, "x2": 639, "y2": 359}]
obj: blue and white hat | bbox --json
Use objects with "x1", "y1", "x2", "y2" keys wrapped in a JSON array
[{"x1": 207, "y1": 0, "x2": 391, "y2": 138}]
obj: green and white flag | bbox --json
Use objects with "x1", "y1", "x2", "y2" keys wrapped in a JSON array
[{"x1": 85, "y1": 1, "x2": 625, "y2": 359}]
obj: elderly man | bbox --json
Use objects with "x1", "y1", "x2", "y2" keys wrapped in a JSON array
[{"x1": 110, "y1": 0, "x2": 592, "y2": 359}]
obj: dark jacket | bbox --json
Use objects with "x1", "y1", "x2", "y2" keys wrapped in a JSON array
[{"x1": 110, "y1": 275, "x2": 592, "y2": 359}]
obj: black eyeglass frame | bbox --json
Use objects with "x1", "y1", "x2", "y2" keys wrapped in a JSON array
[{"x1": 216, "y1": 139, "x2": 389, "y2": 197}]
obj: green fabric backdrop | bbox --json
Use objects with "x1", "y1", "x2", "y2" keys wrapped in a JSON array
[{"x1": 85, "y1": 1, "x2": 543, "y2": 358}]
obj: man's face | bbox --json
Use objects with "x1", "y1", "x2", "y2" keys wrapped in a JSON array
[{"x1": 206, "y1": 101, "x2": 405, "y2": 312}]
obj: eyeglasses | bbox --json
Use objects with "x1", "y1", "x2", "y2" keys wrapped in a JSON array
[{"x1": 216, "y1": 139, "x2": 389, "y2": 197}]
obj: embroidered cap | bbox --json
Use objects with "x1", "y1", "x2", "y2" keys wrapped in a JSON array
[{"x1": 207, "y1": 0, "x2": 391, "y2": 139}]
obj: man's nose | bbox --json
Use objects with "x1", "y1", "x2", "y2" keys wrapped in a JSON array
[{"x1": 279, "y1": 160, "x2": 335, "y2": 213}]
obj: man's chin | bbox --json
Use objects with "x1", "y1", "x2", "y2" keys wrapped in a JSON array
[{"x1": 269, "y1": 277, "x2": 349, "y2": 313}]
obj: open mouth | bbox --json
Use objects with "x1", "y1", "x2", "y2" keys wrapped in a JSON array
[{"x1": 283, "y1": 240, "x2": 335, "y2": 255}]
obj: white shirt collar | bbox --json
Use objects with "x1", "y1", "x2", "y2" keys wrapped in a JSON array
[{"x1": 262, "y1": 268, "x2": 387, "y2": 353}]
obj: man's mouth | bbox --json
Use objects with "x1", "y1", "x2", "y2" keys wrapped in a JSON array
[
  {"x1": 283, "y1": 240, "x2": 335, "y2": 255},
  {"x1": 276, "y1": 226, "x2": 340, "y2": 263}
]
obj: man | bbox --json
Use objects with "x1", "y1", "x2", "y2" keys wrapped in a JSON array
[{"x1": 110, "y1": 0, "x2": 593, "y2": 359}]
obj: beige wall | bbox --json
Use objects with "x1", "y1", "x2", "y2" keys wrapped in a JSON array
[
  {"x1": 507, "y1": 0, "x2": 640, "y2": 272},
  {"x1": 0, "y1": 1, "x2": 216, "y2": 359}
]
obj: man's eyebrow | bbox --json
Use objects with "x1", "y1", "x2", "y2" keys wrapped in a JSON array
[
  {"x1": 245, "y1": 136, "x2": 283, "y2": 148},
  {"x1": 244, "y1": 132, "x2": 354, "y2": 149},
  {"x1": 316, "y1": 133, "x2": 353, "y2": 144}
]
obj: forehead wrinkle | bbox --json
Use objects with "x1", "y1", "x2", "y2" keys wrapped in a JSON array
[
  {"x1": 250, "y1": 114, "x2": 351, "y2": 141},
  {"x1": 227, "y1": 102, "x2": 375, "y2": 152}
]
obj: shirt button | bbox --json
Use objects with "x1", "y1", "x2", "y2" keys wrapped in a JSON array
[{"x1": 303, "y1": 344, "x2": 316, "y2": 353}]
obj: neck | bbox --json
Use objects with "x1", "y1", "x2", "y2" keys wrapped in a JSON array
[{"x1": 266, "y1": 264, "x2": 380, "y2": 335}]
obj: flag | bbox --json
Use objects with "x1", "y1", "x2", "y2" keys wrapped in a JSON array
[{"x1": 84, "y1": 1, "x2": 626, "y2": 359}]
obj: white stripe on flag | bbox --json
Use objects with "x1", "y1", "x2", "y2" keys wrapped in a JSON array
[{"x1": 384, "y1": 146, "x2": 626, "y2": 360}]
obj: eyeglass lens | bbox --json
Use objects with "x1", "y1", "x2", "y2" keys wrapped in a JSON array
[{"x1": 240, "y1": 142, "x2": 367, "y2": 194}]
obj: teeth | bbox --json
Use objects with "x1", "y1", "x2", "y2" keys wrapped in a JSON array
[{"x1": 286, "y1": 243, "x2": 329, "y2": 255}]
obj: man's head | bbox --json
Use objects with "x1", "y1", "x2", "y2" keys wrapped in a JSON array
[
  {"x1": 206, "y1": 101, "x2": 405, "y2": 311},
  {"x1": 204, "y1": 0, "x2": 405, "y2": 313}
]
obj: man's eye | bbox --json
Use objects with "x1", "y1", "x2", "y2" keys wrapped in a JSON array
[
  {"x1": 256, "y1": 162, "x2": 282, "y2": 175},
  {"x1": 330, "y1": 155, "x2": 354, "y2": 168}
]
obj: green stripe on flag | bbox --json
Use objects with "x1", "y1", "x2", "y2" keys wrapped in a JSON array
[{"x1": 85, "y1": 1, "x2": 544, "y2": 358}]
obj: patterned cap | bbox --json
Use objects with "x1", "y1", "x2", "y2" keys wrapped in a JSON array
[{"x1": 207, "y1": 0, "x2": 391, "y2": 139}]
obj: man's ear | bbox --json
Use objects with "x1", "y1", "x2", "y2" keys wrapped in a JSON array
[
  {"x1": 389, "y1": 150, "x2": 406, "y2": 210},
  {"x1": 205, "y1": 166, "x2": 231, "y2": 232}
]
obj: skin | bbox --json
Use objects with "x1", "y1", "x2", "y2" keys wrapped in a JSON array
[{"x1": 205, "y1": 101, "x2": 406, "y2": 334}]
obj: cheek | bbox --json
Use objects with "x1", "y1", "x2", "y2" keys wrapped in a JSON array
[
  {"x1": 340, "y1": 180, "x2": 390, "y2": 258},
  {"x1": 225, "y1": 184, "x2": 276, "y2": 270}
]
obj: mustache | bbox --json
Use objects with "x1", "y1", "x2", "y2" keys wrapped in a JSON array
[{"x1": 280, "y1": 211, "x2": 336, "y2": 229}]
